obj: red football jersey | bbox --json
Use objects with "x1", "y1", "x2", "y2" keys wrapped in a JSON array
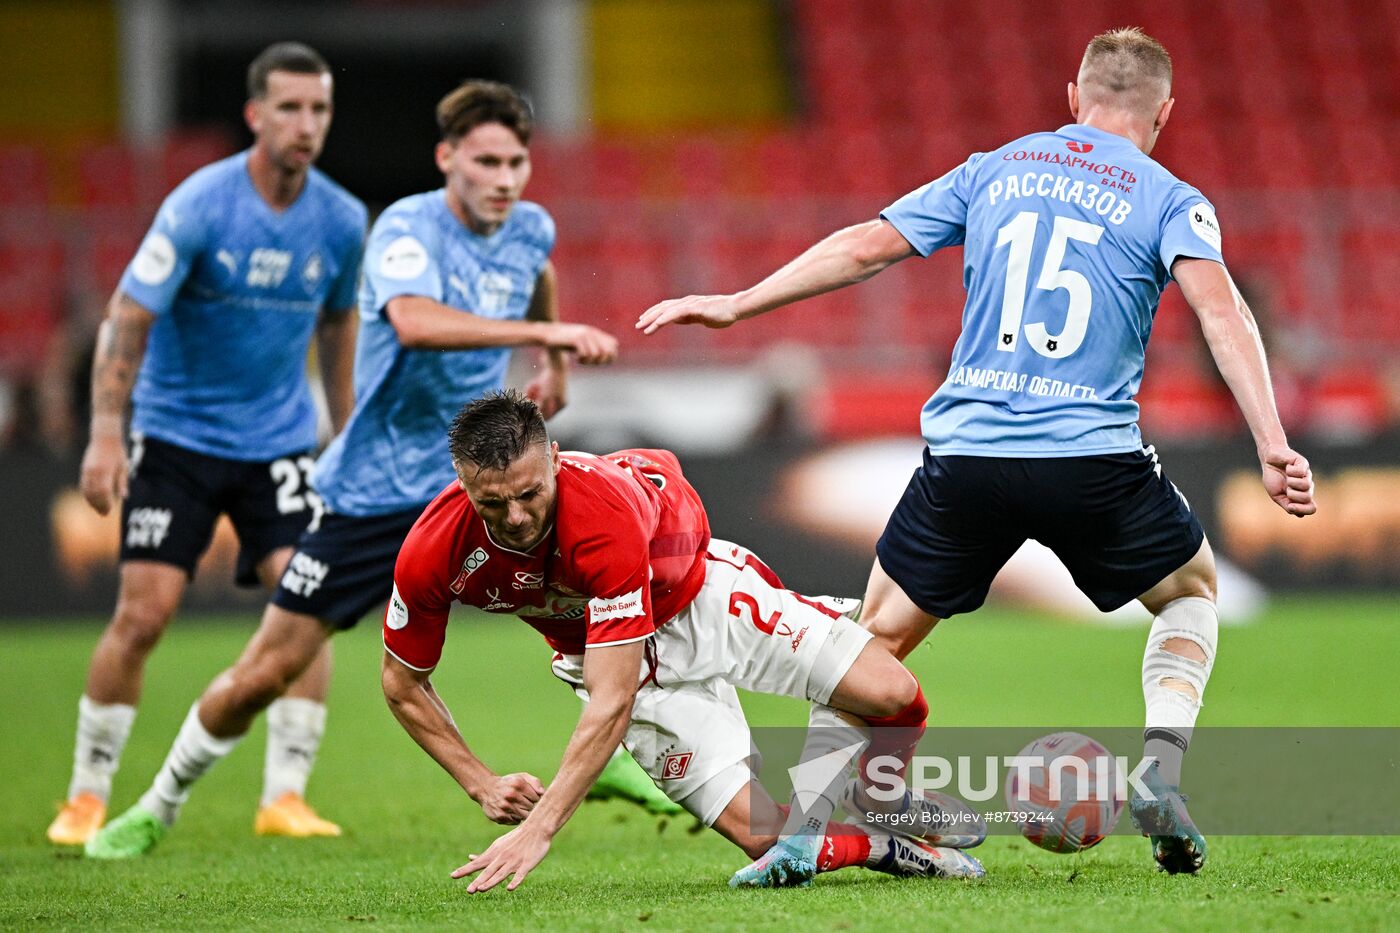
[{"x1": 384, "y1": 448, "x2": 711, "y2": 669}]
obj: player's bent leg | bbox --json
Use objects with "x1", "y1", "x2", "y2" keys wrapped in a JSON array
[
  {"x1": 823, "y1": 642, "x2": 987, "y2": 849},
  {"x1": 248, "y1": 547, "x2": 341, "y2": 835},
  {"x1": 719, "y1": 778, "x2": 986, "y2": 886},
  {"x1": 858, "y1": 558, "x2": 942, "y2": 662},
  {"x1": 1132, "y1": 538, "x2": 1218, "y2": 875},
  {"x1": 86, "y1": 605, "x2": 333, "y2": 859},
  {"x1": 49, "y1": 562, "x2": 187, "y2": 846}
]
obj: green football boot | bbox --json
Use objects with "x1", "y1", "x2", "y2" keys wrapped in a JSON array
[
  {"x1": 84, "y1": 804, "x2": 166, "y2": 860},
  {"x1": 588, "y1": 748, "x2": 683, "y2": 815}
]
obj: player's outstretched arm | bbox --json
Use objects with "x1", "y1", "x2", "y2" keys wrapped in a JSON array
[
  {"x1": 636, "y1": 219, "x2": 915, "y2": 335},
  {"x1": 452, "y1": 639, "x2": 646, "y2": 893},
  {"x1": 1174, "y1": 258, "x2": 1316, "y2": 517},
  {"x1": 381, "y1": 652, "x2": 544, "y2": 823},
  {"x1": 79, "y1": 291, "x2": 155, "y2": 515},
  {"x1": 385, "y1": 294, "x2": 619, "y2": 365}
]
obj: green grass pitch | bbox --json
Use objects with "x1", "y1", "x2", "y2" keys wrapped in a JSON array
[{"x1": 2, "y1": 596, "x2": 1398, "y2": 930}]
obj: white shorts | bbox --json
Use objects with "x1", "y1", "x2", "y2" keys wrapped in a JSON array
[{"x1": 551, "y1": 538, "x2": 872, "y2": 826}]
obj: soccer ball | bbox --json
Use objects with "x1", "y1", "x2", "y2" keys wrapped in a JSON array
[{"x1": 1003, "y1": 732, "x2": 1123, "y2": 853}]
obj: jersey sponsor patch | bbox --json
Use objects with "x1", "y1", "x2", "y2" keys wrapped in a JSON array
[
  {"x1": 131, "y1": 233, "x2": 177, "y2": 286},
  {"x1": 477, "y1": 272, "x2": 513, "y2": 312},
  {"x1": 379, "y1": 235, "x2": 430, "y2": 281},
  {"x1": 449, "y1": 547, "x2": 489, "y2": 594},
  {"x1": 386, "y1": 584, "x2": 409, "y2": 630},
  {"x1": 1188, "y1": 202, "x2": 1222, "y2": 251},
  {"x1": 125, "y1": 507, "x2": 172, "y2": 548},
  {"x1": 513, "y1": 570, "x2": 544, "y2": 590},
  {"x1": 589, "y1": 587, "x2": 644, "y2": 624}
]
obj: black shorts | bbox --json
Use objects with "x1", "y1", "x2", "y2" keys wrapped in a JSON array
[
  {"x1": 120, "y1": 434, "x2": 318, "y2": 586},
  {"x1": 269, "y1": 506, "x2": 425, "y2": 630},
  {"x1": 876, "y1": 448, "x2": 1205, "y2": 618}
]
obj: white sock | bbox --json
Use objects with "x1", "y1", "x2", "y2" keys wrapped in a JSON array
[
  {"x1": 784, "y1": 705, "x2": 871, "y2": 841},
  {"x1": 1142, "y1": 597, "x2": 1218, "y2": 787},
  {"x1": 69, "y1": 695, "x2": 136, "y2": 802},
  {"x1": 262, "y1": 698, "x2": 327, "y2": 806},
  {"x1": 139, "y1": 703, "x2": 241, "y2": 826}
]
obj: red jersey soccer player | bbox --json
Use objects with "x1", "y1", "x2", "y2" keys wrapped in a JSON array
[{"x1": 382, "y1": 391, "x2": 987, "y2": 892}]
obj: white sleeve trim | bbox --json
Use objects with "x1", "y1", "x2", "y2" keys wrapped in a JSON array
[
  {"x1": 383, "y1": 640, "x2": 437, "y2": 672},
  {"x1": 585, "y1": 632, "x2": 655, "y2": 649}
]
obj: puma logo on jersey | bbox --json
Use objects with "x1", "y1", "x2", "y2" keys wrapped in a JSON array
[{"x1": 216, "y1": 249, "x2": 238, "y2": 277}]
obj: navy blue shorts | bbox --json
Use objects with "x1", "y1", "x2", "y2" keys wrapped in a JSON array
[
  {"x1": 876, "y1": 448, "x2": 1205, "y2": 618},
  {"x1": 269, "y1": 506, "x2": 425, "y2": 630},
  {"x1": 120, "y1": 434, "x2": 317, "y2": 586}
]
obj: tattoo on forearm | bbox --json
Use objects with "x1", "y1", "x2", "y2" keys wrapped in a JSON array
[{"x1": 92, "y1": 308, "x2": 149, "y2": 418}]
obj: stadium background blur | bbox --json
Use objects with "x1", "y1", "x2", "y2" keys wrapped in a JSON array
[{"x1": 1, "y1": 0, "x2": 1396, "y2": 615}]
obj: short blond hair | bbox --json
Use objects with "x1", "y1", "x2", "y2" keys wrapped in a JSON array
[{"x1": 1078, "y1": 27, "x2": 1172, "y2": 111}]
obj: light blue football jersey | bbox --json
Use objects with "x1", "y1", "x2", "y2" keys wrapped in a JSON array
[
  {"x1": 120, "y1": 150, "x2": 367, "y2": 460},
  {"x1": 881, "y1": 124, "x2": 1225, "y2": 457},
  {"x1": 312, "y1": 190, "x2": 555, "y2": 516}
]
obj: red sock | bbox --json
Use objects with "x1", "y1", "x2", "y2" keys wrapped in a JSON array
[
  {"x1": 816, "y1": 824, "x2": 873, "y2": 871},
  {"x1": 859, "y1": 682, "x2": 928, "y2": 784}
]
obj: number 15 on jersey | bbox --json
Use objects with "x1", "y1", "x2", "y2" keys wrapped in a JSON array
[{"x1": 995, "y1": 211, "x2": 1105, "y2": 360}]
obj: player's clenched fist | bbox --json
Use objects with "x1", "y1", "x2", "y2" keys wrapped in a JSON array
[
  {"x1": 79, "y1": 434, "x2": 129, "y2": 516},
  {"x1": 478, "y1": 772, "x2": 545, "y2": 824},
  {"x1": 636, "y1": 294, "x2": 742, "y2": 335},
  {"x1": 1259, "y1": 445, "x2": 1316, "y2": 517},
  {"x1": 543, "y1": 323, "x2": 618, "y2": 365}
]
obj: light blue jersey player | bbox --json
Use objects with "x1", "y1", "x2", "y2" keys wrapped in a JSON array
[
  {"x1": 311, "y1": 189, "x2": 556, "y2": 516},
  {"x1": 87, "y1": 80, "x2": 623, "y2": 860},
  {"x1": 883, "y1": 124, "x2": 1223, "y2": 457},
  {"x1": 55, "y1": 43, "x2": 364, "y2": 850},
  {"x1": 639, "y1": 29, "x2": 1314, "y2": 884}
]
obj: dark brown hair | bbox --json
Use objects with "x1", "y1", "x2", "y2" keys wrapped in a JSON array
[
  {"x1": 436, "y1": 80, "x2": 533, "y2": 145},
  {"x1": 247, "y1": 42, "x2": 331, "y2": 99},
  {"x1": 449, "y1": 390, "x2": 548, "y2": 473}
]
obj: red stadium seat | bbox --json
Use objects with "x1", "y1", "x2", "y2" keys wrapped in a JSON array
[
  {"x1": 77, "y1": 142, "x2": 150, "y2": 210},
  {"x1": 159, "y1": 130, "x2": 236, "y2": 194},
  {"x1": 0, "y1": 145, "x2": 52, "y2": 208}
]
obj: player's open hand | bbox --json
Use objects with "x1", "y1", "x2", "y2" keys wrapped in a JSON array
[
  {"x1": 1260, "y1": 445, "x2": 1316, "y2": 517},
  {"x1": 452, "y1": 823, "x2": 552, "y2": 893},
  {"x1": 479, "y1": 772, "x2": 545, "y2": 824},
  {"x1": 636, "y1": 294, "x2": 742, "y2": 334},
  {"x1": 544, "y1": 323, "x2": 618, "y2": 366},
  {"x1": 79, "y1": 434, "x2": 129, "y2": 516}
]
